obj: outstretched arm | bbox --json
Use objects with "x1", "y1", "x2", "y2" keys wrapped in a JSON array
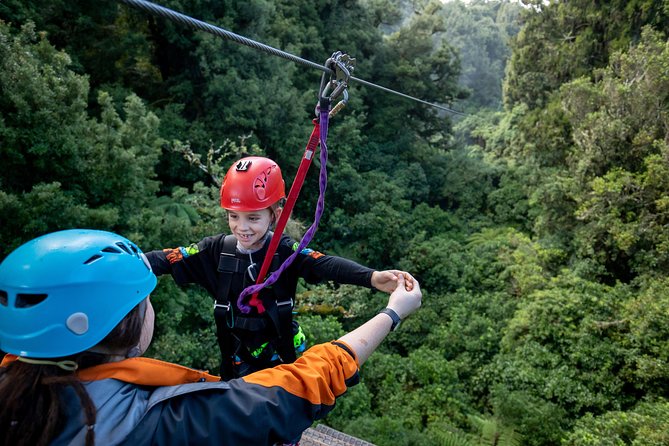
[{"x1": 340, "y1": 273, "x2": 422, "y2": 365}]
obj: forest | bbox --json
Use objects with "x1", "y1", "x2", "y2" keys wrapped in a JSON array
[{"x1": 1, "y1": 0, "x2": 668, "y2": 444}]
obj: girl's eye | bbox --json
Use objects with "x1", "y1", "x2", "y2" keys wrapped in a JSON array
[{"x1": 228, "y1": 214, "x2": 238, "y2": 220}]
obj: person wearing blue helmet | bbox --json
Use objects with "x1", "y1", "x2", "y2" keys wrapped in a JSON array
[{"x1": 0, "y1": 229, "x2": 422, "y2": 446}]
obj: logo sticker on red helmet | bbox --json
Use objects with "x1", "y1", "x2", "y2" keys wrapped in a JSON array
[
  {"x1": 253, "y1": 167, "x2": 272, "y2": 201},
  {"x1": 236, "y1": 159, "x2": 252, "y2": 171}
]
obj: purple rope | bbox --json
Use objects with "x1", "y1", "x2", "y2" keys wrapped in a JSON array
[{"x1": 236, "y1": 103, "x2": 330, "y2": 313}]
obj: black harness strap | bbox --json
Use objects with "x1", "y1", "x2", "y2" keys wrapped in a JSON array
[
  {"x1": 274, "y1": 296, "x2": 297, "y2": 363},
  {"x1": 213, "y1": 234, "x2": 297, "y2": 378},
  {"x1": 213, "y1": 234, "x2": 239, "y2": 378}
]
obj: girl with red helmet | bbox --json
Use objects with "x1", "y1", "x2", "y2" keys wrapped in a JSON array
[{"x1": 145, "y1": 156, "x2": 414, "y2": 379}]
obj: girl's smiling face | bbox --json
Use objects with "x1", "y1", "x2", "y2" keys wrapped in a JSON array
[{"x1": 227, "y1": 208, "x2": 275, "y2": 250}]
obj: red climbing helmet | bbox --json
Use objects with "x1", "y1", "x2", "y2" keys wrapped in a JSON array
[{"x1": 220, "y1": 156, "x2": 286, "y2": 211}]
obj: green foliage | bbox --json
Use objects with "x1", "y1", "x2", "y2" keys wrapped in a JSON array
[
  {"x1": 564, "y1": 399, "x2": 669, "y2": 446},
  {"x1": 620, "y1": 277, "x2": 669, "y2": 393},
  {"x1": 561, "y1": 28, "x2": 669, "y2": 279},
  {"x1": 503, "y1": 0, "x2": 669, "y2": 109},
  {"x1": 343, "y1": 415, "x2": 428, "y2": 446},
  {"x1": 0, "y1": 21, "x2": 162, "y2": 255},
  {"x1": 147, "y1": 279, "x2": 219, "y2": 371},
  {"x1": 0, "y1": 0, "x2": 157, "y2": 93},
  {"x1": 401, "y1": 233, "x2": 467, "y2": 292},
  {"x1": 425, "y1": 290, "x2": 516, "y2": 395},
  {"x1": 320, "y1": 166, "x2": 416, "y2": 267},
  {"x1": 323, "y1": 383, "x2": 373, "y2": 431},
  {"x1": 440, "y1": 0, "x2": 522, "y2": 111},
  {"x1": 297, "y1": 283, "x2": 384, "y2": 322},
  {"x1": 5, "y1": 1, "x2": 669, "y2": 444},
  {"x1": 437, "y1": 145, "x2": 500, "y2": 222},
  {"x1": 490, "y1": 386, "x2": 567, "y2": 446},
  {"x1": 0, "y1": 20, "x2": 90, "y2": 194},
  {"x1": 468, "y1": 415, "x2": 523, "y2": 446},
  {"x1": 497, "y1": 274, "x2": 631, "y2": 410},
  {"x1": 359, "y1": 346, "x2": 470, "y2": 435},
  {"x1": 296, "y1": 314, "x2": 345, "y2": 346}
]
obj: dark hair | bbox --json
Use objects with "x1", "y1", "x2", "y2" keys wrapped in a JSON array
[{"x1": 0, "y1": 302, "x2": 145, "y2": 446}]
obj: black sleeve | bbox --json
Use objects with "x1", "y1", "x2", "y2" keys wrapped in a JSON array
[
  {"x1": 281, "y1": 237, "x2": 375, "y2": 287},
  {"x1": 144, "y1": 250, "x2": 171, "y2": 276},
  {"x1": 144, "y1": 234, "x2": 226, "y2": 295}
]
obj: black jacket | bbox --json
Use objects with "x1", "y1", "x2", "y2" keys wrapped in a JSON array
[
  {"x1": 145, "y1": 233, "x2": 374, "y2": 377},
  {"x1": 146, "y1": 233, "x2": 374, "y2": 305}
]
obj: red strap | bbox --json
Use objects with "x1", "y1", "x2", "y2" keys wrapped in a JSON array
[{"x1": 248, "y1": 120, "x2": 320, "y2": 313}]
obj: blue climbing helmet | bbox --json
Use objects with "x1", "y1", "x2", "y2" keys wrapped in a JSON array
[{"x1": 0, "y1": 229, "x2": 157, "y2": 358}]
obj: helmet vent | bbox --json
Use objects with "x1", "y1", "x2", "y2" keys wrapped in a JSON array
[
  {"x1": 115, "y1": 243, "x2": 132, "y2": 255},
  {"x1": 84, "y1": 254, "x2": 103, "y2": 265},
  {"x1": 0, "y1": 290, "x2": 7, "y2": 306},
  {"x1": 102, "y1": 246, "x2": 123, "y2": 254},
  {"x1": 16, "y1": 293, "x2": 48, "y2": 308}
]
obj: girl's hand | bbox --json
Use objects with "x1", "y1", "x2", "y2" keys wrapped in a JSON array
[{"x1": 371, "y1": 270, "x2": 415, "y2": 293}]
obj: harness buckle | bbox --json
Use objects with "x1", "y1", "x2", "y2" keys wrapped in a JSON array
[
  {"x1": 214, "y1": 302, "x2": 231, "y2": 311},
  {"x1": 246, "y1": 262, "x2": 257, "y2": 281},
  {"x1": 276, "y1": 298, "x2": 294, "y2": 308}
]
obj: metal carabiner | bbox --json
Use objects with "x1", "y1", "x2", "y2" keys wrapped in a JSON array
[{"x1": 316, "y1": 51, "x2": 356, "y2": 118}]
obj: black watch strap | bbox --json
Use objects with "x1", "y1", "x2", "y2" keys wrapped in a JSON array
[{"x1": 379, "y1": 308, "x2": 401, "y2": 331}]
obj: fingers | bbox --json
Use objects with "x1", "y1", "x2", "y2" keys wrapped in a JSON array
[
  {"x1": 411, "y1": 277, "x2": 421, "y2": 296},
  {"x1": 394, "y1": 271, "x2": 414, "y2": 291},
  {"x1": 403, "y1": 272, "x2": 414, "y2": 291},
  {"x1": 374, "y1": 270, "x2": 417, "y2": 293}
]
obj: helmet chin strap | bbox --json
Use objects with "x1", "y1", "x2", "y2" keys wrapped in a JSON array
[
  {"x1": 16, "y1": 356, "x2": 79, "y2": 371},
  {"x1": 126, "y1": 346, "x2": 142, "y2": 358}
]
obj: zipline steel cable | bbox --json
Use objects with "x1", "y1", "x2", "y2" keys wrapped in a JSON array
[{"x1": 118, "y1": 0, "x2": 465, "y2": 116}]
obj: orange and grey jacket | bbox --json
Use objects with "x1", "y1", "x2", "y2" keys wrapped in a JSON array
[{"x1": 2, "y1": 341, "x2": 359, "y2": 445}]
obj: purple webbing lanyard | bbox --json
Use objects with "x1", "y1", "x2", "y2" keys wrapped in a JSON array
[{"x1": 236, "y1": 102, "x2": 330, "y2": 313}]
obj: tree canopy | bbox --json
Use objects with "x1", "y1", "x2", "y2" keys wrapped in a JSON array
[{"x1": 2, "y1": 0, "x2": 668, "y2": 444}]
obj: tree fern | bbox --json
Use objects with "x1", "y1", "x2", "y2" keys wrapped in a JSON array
[{"x1": 469, "y1": 415, "x2": 523, "y2": 446}]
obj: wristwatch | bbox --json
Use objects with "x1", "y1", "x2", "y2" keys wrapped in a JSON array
[{"x1": 379, "y1": 308, "x2": 401, "y2": 331}]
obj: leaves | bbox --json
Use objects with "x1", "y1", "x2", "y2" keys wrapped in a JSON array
[{"x1": 3, "y1": 1, "x2": 669, "y2": 444}]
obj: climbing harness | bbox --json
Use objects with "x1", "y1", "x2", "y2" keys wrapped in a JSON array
[{"x1": 213, "y1": 233, "x2": 298, "y2": 378}]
